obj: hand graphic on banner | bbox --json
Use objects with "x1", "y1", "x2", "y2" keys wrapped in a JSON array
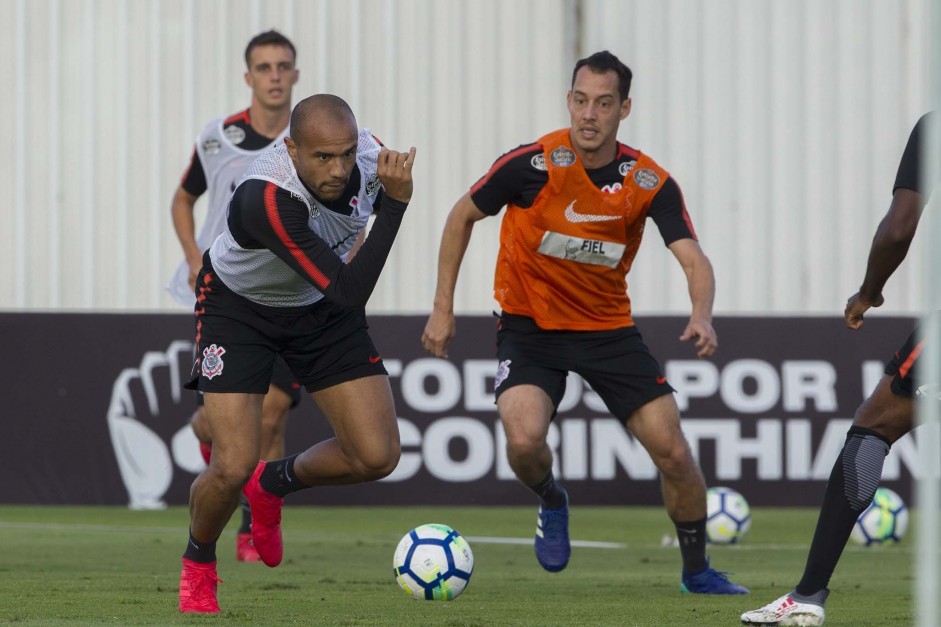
[{"x1": 106, "y1": 340, "x2": 203, "y2": 509}]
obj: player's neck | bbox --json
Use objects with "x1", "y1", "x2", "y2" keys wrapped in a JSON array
[
  {"x1": 574, "y1": 141, "x2": 617, "y2": 171},
  {"x1": 248, "y1": 102, "x2": 291, "y2": 139}
]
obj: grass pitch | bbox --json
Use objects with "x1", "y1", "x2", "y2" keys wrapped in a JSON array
[{"x1": 0, "y1": 505, "x2": 914, "y2": 625}]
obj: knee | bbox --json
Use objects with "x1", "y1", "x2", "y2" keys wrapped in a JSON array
[
  {"x1": 350, "y1": 441, "x2": 401, "y2": 482},
  {"x1": 261, "y1": 409, "x2": 287, "y2": 440},
  {"x1": 503, "y1": 429, "x2": 544, "y2": 462},
  {"x1": 651, "y1": 440, "x2": 696, "y2": 480},
  {"x1": 207, "y1": 455, "x2": 257, "y2": 491}
]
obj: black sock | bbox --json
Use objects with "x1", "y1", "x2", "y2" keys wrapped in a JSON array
[
  {"x1": 674, "y1": 518, "x2": 708, "y2": 574},
  {"x1": 238, "y1": 494, "x2": 252, "y2": 533},
  {"x1": 259, "y1": 453, "x2": 308, "y2": 498},
  {"x1": 183, "y1": 531, "x2": 217, "y2": 563},
  {"x1": 528, "y1": 472, "x2": 567, "y2": 510},
  {"x1": 796, "y1": 426, "x2": 890, "y2": 596}
]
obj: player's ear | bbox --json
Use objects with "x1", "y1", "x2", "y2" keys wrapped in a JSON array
[
  {"x1": 244, "y1": 70, "x2": 253, "y2": 88},
  {"x1": 620, "y1": 97, "x2": 632, "y2": 120},
  {"x1": 284, "y1": 136, "x2": 297, "y2": 161}
]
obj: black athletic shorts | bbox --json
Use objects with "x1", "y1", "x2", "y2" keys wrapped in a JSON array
[
  {"x1": 185, "y1": 262, "x2": 386, "y2": 395},
  {"x1": 494, "y1": 313, "x2": 674, "y2": 421},
  {"x1": 195, "y1": 355, "x2": 302, "y2": 408},
  {"x1": 885, "y1": 330, "x2": 922, "y2": 398}
]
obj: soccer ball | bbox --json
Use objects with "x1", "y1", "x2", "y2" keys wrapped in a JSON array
[
  {"x1": 393, "y1": 523, "x2": 474, "y2": 600},
  {"x1": 850, "y1": 487, "x2": 909, "y2": 546},
  {"x1": 706, "y1": 486, "x2": 752, "y2": 544}
]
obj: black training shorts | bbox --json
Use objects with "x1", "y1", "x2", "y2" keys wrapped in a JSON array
[
  {"x1": 195, "y1": 354, "x2": 302, "y2": 407},
  {"x1": 185, "y1": 263, "x2": 386, "y2": 395},
  {"x1": 885, "y1": 330, "x2": 921, "y2": 398},
  {"x1": 494, "y1": 313, "x2": 673, "y2": 421}
]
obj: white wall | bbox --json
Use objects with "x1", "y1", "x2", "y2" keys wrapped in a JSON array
[{"x1": 1, "y1": 0, "x2": 929, "y2": 316}]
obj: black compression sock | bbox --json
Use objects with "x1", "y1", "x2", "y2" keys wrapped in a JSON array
[
  {"x1": 183, "y1": 531, "x2": 217, "y2": 564},
  {"x1": 259, "y1": 453, "x2": 308, "y2": 498},
  {"x1": 238, "y1": 494, "x2": 252, "y2": 533},
  {"x1": 529, "y1": 472, "x2": 567, "y2": 510},
  {"x1": 674, "y1": 517, "x2": 708, "y2": 574},
  {"x1": 795, "y1": 426, "x2": 889, "y2": 595}
]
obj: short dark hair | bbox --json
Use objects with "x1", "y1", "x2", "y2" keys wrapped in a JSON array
[
  {"x1": 572, "y1": 51, "x2": 632, "y2": 101},
  {"x1": 244, "y1": 30, "x2": 297, "y2": 68}
]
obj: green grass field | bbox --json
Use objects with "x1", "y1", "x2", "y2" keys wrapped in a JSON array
[{"x1": 0, "y1": 505, "x2": 915, "y2": 626}]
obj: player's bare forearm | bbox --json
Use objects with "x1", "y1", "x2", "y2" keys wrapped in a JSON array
[
  {"x1": 422, "y1": 193, "x2": 487, "y2": 357},
  {"x1": 846, "y1": 188, "x2": 923, "y2": 330},
  {"x1": 422, "y1": 215, "x2": 473, "y2": 356},
  {"x1": 857, "y1": 188, "x2": 923, "y2": 302},
  {"x1": 432, "y1": 223, "x2": 470, "y2": 313},
  {"x1": 171, "y1": 186, "x2": 203, "y2": 288},
  {"x1": 684, "y1": 264, "x2": 717, "y2": 357},
  {"x1": 668, "y1": 238, "x2": 717, "y2": 357},
  {"x1": 858, "y1": 236, "x2": 912, "y2": 303},
  {"x1": 687, "y1": 261, "x2": 715, "y2": 324},
  {"x1": 431, "y1": 194, "x2": 487, "y2": 313},
  {"x1": 170, "y1": 186, "x2": 201, "y2": 260},
  {"x1": 422, "y1": 225, "x2": 468, "y2": 357}
]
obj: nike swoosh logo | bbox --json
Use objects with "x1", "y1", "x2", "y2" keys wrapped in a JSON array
[
  {"x1": 369, "y1": 355, "x2": 382, "y2": 364},
  {"x1": 564, "y1": 200, "x2": 620, "y2": 223},
  {"x1": 656, "y1": 376, "x2": 667, "y2": 384}
]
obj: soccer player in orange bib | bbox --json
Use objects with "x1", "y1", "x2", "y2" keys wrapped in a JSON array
[{"x1": 422, "y1": 50, "x2": 747, "y2": 594}]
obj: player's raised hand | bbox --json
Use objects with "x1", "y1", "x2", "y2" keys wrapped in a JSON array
[
  {"x1": 680, "y1": 318, "x2": 718, "y2": 358},
  {"x1": 377, "y1": 146, "x2": 417, "y2": 203}
]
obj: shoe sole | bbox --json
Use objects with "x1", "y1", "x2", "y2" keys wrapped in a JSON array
[{"x1": 741, "y1": 617, "x2": 823, "y2": 627}]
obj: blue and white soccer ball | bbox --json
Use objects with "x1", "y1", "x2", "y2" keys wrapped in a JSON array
[
  {"x1": 850, "y1": 486, "x2": 909, "y2": 546},
  {"x1": 393, "y1": 523, "x2": 474, "y2": 600},
  {"x1": 706, "y1": 486, "x2": 752, "y2": 545}
]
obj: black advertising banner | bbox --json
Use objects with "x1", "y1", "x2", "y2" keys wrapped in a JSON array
[{"x1": 1, "y1": 313, "x2": 934, "y2": 507}]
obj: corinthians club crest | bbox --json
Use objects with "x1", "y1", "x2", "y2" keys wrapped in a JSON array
[{"x1": 200, "y1": 344, "x2": 226, "y2": 379}]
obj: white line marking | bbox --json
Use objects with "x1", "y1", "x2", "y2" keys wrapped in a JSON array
[{"x1": 466, "y1": 536, "x2": 626, "y2": 549}]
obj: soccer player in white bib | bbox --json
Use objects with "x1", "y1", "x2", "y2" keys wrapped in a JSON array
[
  {"x1": 177, "y1": 94, "x2": 416, "y2": 614},
  {"x1": 168, "y1": 30, "x2": 302, "y2": 564}
]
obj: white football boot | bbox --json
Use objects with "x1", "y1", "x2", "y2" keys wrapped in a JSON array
[{"x1": 740, "y1": 590, "x2": 827, "y2": 626}]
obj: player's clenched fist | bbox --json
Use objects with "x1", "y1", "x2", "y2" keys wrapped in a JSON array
[{"x1": 377, "y1": 146, "x2": 417, "y2": 203}]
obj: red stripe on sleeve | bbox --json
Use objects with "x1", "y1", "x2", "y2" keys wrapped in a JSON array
[
  {"x1": 898, "y1": 340, "x2": 924, "y2": 379},
  {"x1": 263, "y1": 182, "x2": 332, "y2": 289},
  {"x1": 470, "y1": 144, "x2": 542, "y2": 194}
]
